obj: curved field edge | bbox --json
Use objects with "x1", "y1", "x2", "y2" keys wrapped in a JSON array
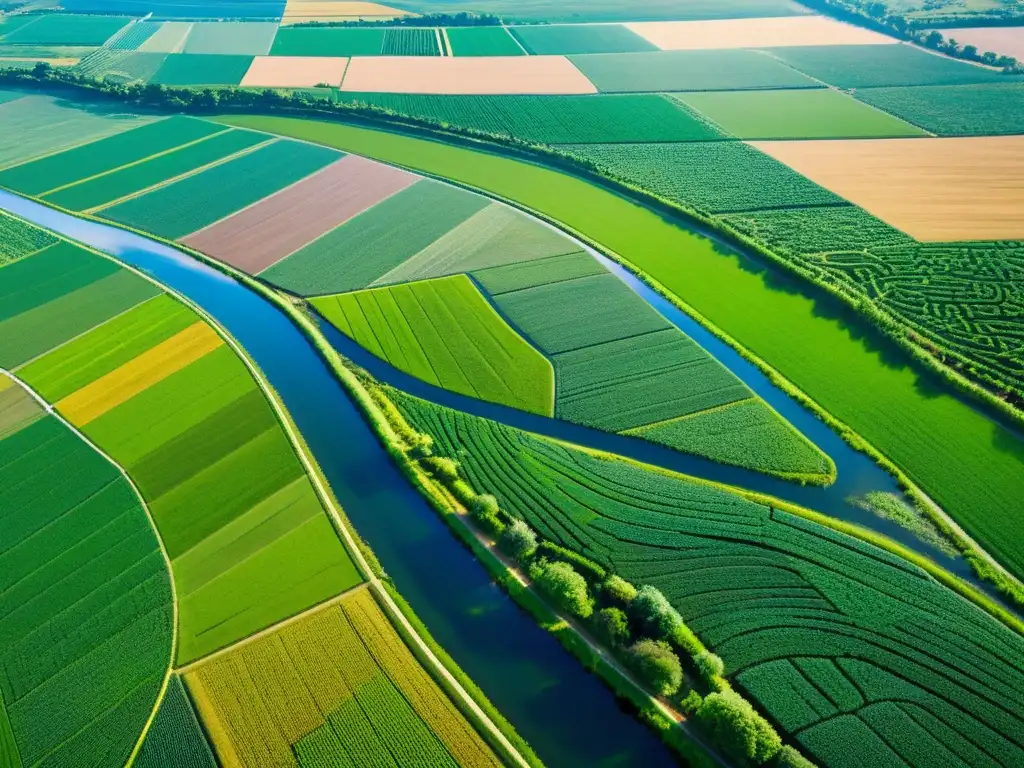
[
  {"x1": 207, "y1": 114, "x2": 1024, "y2": 605},
  {"x1": 4, "y1": 203, "x2": 541, "y2": 768},
  {"x1": 0, "y1": 370, "x2": 175, "y2": 768}
]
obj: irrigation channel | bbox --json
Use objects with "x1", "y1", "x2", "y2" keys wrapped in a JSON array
[{"x1": 0, "y1": 188, "x2": 1010, "y2": 761}]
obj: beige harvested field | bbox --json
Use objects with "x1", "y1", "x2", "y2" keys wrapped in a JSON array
[
  {"x1": 939, "y1": 27, "x2": 1024, "y2": 60},
  {"x1": 182, "y1": 154, "x2": 419, "y2": 273},
  {"x1": 281, "y1": 0, "x2": 412, "y2": 23},
  {"x1": 626, "y1": 15, "x2": 896, "y2": 50},
  {"x1": 751, "y1": 136, "x2": 1024, "y2": 241},
  {"x1": 340, "y1": 55, "x2": 597, "y2": 95},
  {"x1": 241, "y1": 55, "x2": 348, "y2": 87}
]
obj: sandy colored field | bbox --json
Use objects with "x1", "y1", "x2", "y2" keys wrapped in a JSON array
[
  {"x1": 626, "y1": 15, "x2": 896, "y2": 50},
  {"x1": 281, "y1": 0, "x2": 413, "y2": 23},
  {"x1": 751, "y1": 135, "x2": 1024, "y2": 241},
  {"x1": 241, "y1": 55, "x2": 348, "y2": 87},
  {"x1": 340, "y1": 55, "x2": 598, "y2": 95},
  {"x1": 182, "y1": 154, "x2": 419, "y2": 273},
  {"x1": 56, "y1": 322, "x2": 223, "y2": 426},
  {"x1": 939, "y1": 27, "x2": 1024, "y2": 60}
]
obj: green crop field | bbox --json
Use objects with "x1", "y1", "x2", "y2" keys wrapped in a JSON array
[
  {"x1": 769, "y1": 43, "x2": 1019, "y2": 88},
  {"x1": 561, "y1": 141, "x2": 844, "y2": 213},
  {"x1": 135, "y1": 675, "x2": 217, "y2": 768},
  {"x1": 150, "y1": 53, "x2": 255, "y2": 86},
  {"x1": 0, "y1": 210, "x2": 57, "y2": 265},
  {"x1": 262, "y1": 179, "x2": 488, "y2": 295},
  {"x1": 674, "y1": 89, "x2": 929, "y2": 139},
  {"x1": 445, "y1": 26, "x2": 523, "y2": 56},
  {"x1": 181, "y1": 21, "x2": 278, "y2": 55},
  {"x1": 339, "y1": 92, "x2": 725, "y2": 143},
  {"x1": 270, "y1": 26, "x2": 386, "y2": 56},
  {"x1": 222, "y1": 116, "x2": 1024, "y2": 583},
  {"x1": 508, "y1": 23, "x2": 657, "y2": 54},
  {"x1": 314, "y1": 274, "x2": 554, "y2": 414},
  {"x1": 185, "y1": 588, "x2": 501, "y2": 767},
  {"x1": 0, "y1": 413, "x2": 172, "y2": 768},
  {"x1": 75, "y1": 49, "x2": 170, "y2": 83},
  {"x1": 0, "y1": 13, "x2": 129, "y2": 45},
  {"x1": 102, "y1": 138, "x2": 340, "y2": 239},
  {"x1": 853, "y1": 83, "x2": 1024, "y2": 136},
  {"x1": 46, "y1": 127, "x2": 268, "y2": 211},
  {"x1": 569, "y1": 49, "x2": 822, "y2": 93},
  {"x1": 108, "y1": 20, "x2": 160, "y2": 50},
  {"x1": 473, "y1": 250, "x2": 606, "y2": 294},
  {"x1": 0, "y1": 116, "x2": 226, "y2": 195},
  {"x1": 395, "y1": 0, "x2": 810, "y2": 22},
  {"x1": 398, "y1": 393, "x2": 1024, "y2": 768},
  {"x1": 382, "y1": 27, "x2": 440, "y2": 55}
]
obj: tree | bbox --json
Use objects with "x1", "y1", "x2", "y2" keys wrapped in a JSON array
[
  {"x1": 626, "y1": 639, "x2": 683, "y2": 696},
  {"x1": 697, "y1": 690, "x2": 782, "y2": 764},
  {"x1": 695, "y1": 651, "x2": 725, "y2": 681},
  {"x1": 631, "y1": 585, "x2": 684, "y2": 638},
  {"x1": 499, "y1": 518, "x2": 537, "y2": 562},
  {"x1": 774, "y1": 745, "x2": 815, "y2": 768},
  {"x1": 424, "y1": 456, "x2": 460, "y2": 482},
  {"x1": 602, "y1": 575, "x2": 637, "y2": 606},
  {"x1": 469, "y1": 493, "x2": 499, "y2": 518},
  {"x1": 592, "y1": 607, "x2": 630, "y2": 647},
  {"x1": 535, "y1": 561, "x2": 593, "y2": 619},
  {"x1": 407, "y1": 432, "x2": 433, "y2": 458}
]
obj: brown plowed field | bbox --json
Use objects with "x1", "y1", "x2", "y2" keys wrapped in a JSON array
[
  {"x1": 626, "y1": 15, "x2": 896, "y2": 50},
  {"x1": 751, "y1": 135, "x2": 1024, "y2": 241},
  {"x1": 241, "y1": 55, "x2": 348, "y2": 87},
  {"x1": 181, "y1": 153, "x2": 419, "y2": 272}
]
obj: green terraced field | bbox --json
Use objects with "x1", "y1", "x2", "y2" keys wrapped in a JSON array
[
  {"x1": 674, "y1": 89, "x2": 928, "y2": 139},
  {"x1": 561, "y1": 141, "x2": 844, "y2": 213},
  {"x1": 150, "y1": 53, "x2": 255, "y2": 86},
  {"x1": 0, "y1": 13, "x2": 129, "y2": 45},
  {"x1": 445, "y1": 26, "x2": 523, "y2": 56},
  {"x1": 768, "y1": 43, "x2": 1019, "y2": 88},
  {"x1": 270, "y1": 26, "x2": 386, "y2": 56},
  {"x1": 0, "y1": 413, "x2": 172, "y2": 768},
  {"x1": 569, "y1": 49, "x2": 821, "y2": 93},
  {"x1": 134, "y1": 675, "x2": 217, "y2": 768},
  {"x1": 382, "y1": 27, "x2": 440, "y2": 56},
  {"x1": 108, "y1": 20, "x2": 160, "y2": 50},
  {"x1": 339, "y1": 92, "x2": 725, "y2": 143},
  {"x1": 508, "y1": 23, "x2": 657, "y2": 54},
  {"x1": 102, "y1": 139, "x2": 340, "y2": 239},
  {"x1": 262, "y1": 179, "x2": 488, "y2": 295},
  {"x1": 181, "y1": 21, "x2": 278, "y2": 55},
  {"x1": 398, "y1": 394, "x2": 1024, "y2": 768},
  {"x1": 0, "y1": 210, "x2": 56, "y2": 265},
  {"x1": 853, "y1": 83, "x2": 1024, "y2": 136},
  {"x1": 0, "y1": 116, "x2": 225, "y2": 195},
  {"x1": 48, "y1": 127, "x2": 268, "y2": 211},
  {"x1": 313, "y1": 274, "x2": 554, "y2": 415}
]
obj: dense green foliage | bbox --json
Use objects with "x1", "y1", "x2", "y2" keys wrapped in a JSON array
[
  {"x1": 0, "y1": 116, "x2": 222, "y2": 195},
  {"x1": 103, "y1": 138, "x2": 339, "y2": 238},
  {"x1": 769, "y1": 43, "x2": 1019, "y2": 88},
  {"x1": 697, "y1": 690, "x2": 782, "y2": 763},
  {"x1": 445, "y1": 26, "x2": 523, "y2": 56},
  {"x1": 263, "y1": 180, "x2": 487, "y2": 294},
  {"x1": 674, "y1": 89, "x2": 927, "y2": 139},
  {"x1": 853, "y1": 83, "x2": 1024, "y2": 135},
  {"x1": 569, "y1": 49, "x2": 821, "y2": 93},
  {"x1": 151, "y1": 54, "x2": 255, "y2": 86},
  {"x1": 0, "y1": 211, "x2": 55, "y2": 265},
  {"x1": 134, "y1": 675, "x2": 217, "y2": 768},
  {"x1": 313, "y1": 274, "x2": 555, "y2": 415},
  {"x1": 0, "y1": 416, "x2": 172, "y2": 767},
  {"x1": 625, "y1": 640, "x2": 683, "y2": 696},
  {"x1": 561, "y1": 141, "x2": 844, "y2": 213},
  {"x1": 508, "y1": 23, "x2": 657, "y2": 54},
  {"x1": 532, "y1": 560, "x2": 594, "y2": 619},
  {"x1": 339, "y1": 92, "x2": 724, "y2": 144},
  {"x1": 396, "y1": 393, "x2": 1024, "y2": 767},
  {"x1": 382, "y1": 27, "x2": 440, "y2": 56}
]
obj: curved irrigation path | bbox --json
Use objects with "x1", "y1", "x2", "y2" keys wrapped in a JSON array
[{"x1": 0, "y1": 186, "x2": 1011, "y2": 762}]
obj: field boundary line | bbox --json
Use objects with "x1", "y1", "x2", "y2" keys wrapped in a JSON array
[
  {"x1": 435, "y1": 27, "x2": 447, "y2": 56},
  {"x1": 0, "y1": 366, "x2": 179, "y2": 768},
  {"x1": 38, "y1": 125, "x2": 235, "y2": 197},
  {"x1": 619, "y1": 396, "x2": 753, "y2": 434},
  {"x1": 175, "y1": 583, "x2": 369, "y2": 674},
  {"x1": 0, "y1": 113, "x2": 160, "y2": 173},
  {"x1": 504, "y1": 23, "x2": 529, "y2": 55},
  {"x1": 87, "y1": 135, "x2": 278, "y2": 213}
]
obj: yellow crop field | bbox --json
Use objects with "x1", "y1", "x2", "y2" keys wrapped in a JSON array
[
  {"x1": 281, "y1": 0, "x2": 413, "y2": 24},
  {"x1": 750, "y1": 135, "x2": 1024, "y2": 241},
  {"x1": 625, "y1": 15, "x2": 896, "y2": 50},
  {"x1": 340, "y1": 55, "x2": 599, "y2": 95},
  {"x1": 241, "y1": 56, "x2": 348, "y2": 87},
  {"x1": 55, "y1": 322, "x2": 223, "y2": 426}
]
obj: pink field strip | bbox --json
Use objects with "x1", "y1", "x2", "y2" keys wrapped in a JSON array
[{"x1": 181, "y1": 154, "x2": 419, "y2": 273}]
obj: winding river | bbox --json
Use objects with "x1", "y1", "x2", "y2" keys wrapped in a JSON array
[{"x1": 0, "y1": 179, "x2": 1009, "y2": 763}]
